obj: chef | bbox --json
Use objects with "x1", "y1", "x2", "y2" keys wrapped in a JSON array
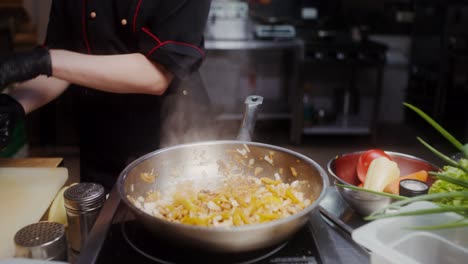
[{"x1": 0, "y1": 0, "x2": 213, "y2": 189}]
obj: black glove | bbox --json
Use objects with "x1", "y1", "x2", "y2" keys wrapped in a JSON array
[
  {"x1": 0, "y1": 47, "x2": 52, "y2": 88},
  {"x1": 0, "y1": 94, "x2": 25, "y2": 150}
]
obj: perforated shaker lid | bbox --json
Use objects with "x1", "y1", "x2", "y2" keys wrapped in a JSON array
[
  {"x1": 64, "y1": 182, "x2": 105, "y2": 211},
  {"x1": 14, "y1": 222, "x2": 67, "y2": 261},
  {"x1": 14, "y1": 222, "x2": 65, "y2": 248}
]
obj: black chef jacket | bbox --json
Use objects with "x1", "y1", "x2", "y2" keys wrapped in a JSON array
[{"x1": 45, "y1": 0, "x2": 213, "y2": 189}]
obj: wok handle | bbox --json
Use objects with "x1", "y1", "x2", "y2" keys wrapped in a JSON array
[{"x1": 237, "y1": 95, "x2": 263, "y2": 141}]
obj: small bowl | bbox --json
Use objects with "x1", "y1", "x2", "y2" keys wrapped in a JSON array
[{"x1": 327, "y1": 151, "x2": 439, "y2": 216}]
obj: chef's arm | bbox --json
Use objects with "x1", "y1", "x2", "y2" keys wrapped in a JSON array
[
  {"x1": 9, "y1": 76, "x2": 69, "y2": 114},
  {"x1": 5, "y1": 47, "x2": 174, "y2": 113},
  {"x1": 0, "y1": 47, "x2": 173, "y2": 98},
  {"x1": 0, "y1": 47, "x2": 172, "y2": 150},
  {"x1": 0, "y1": 76, "x2": 67, "y2": 150},
  {"x1": 50, "y1": 49, "x2": 173, "y2": 95}
]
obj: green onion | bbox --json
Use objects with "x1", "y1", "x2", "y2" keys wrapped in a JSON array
[
  {"x1": 365, "y1": 206, "x2": 468, "y2": 220},
  {"x1": 337, "y1": 184, "x2": 468, "y2": 229},
  {"x1": 369, "y1": 191, "x2": 468, "y2": 216},
  {"x1": 335, "y1": 183, "x2": 406, "y2": 200},
  {"x1": 408, "y1": 220, "x2": 468, "y2": 230},
  {"x1": 403, "y1": 102, "x2": 466, "y2": 156},
  {"x1": 417, "y1": 137, "x2": 468, "y2": 174}
]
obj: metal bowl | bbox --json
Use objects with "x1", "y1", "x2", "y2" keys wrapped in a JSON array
[{"x1": 327, "y1": 151, "x2": 439, "y2": 216}]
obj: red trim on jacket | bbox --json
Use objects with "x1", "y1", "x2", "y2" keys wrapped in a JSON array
[
  {"x1": 133, "y1": 0, "x2": 143, "y2": 33},
  {"x1": 141, "y1": 27, "x2": 161, "y2": 44},
  {"x1": 141, "y1": 27, "x2": 205, "y2": 57},
  {"x1": 82, "y1": 0, "x2": 91, "y2": 54}
]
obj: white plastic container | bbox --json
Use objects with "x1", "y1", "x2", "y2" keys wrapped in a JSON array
[{"x1": 352, "y1": 201, "x2": 468, "y2": 264}]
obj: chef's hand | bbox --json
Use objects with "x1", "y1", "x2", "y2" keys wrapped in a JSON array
[
  {"x1": 0, "y1": 47, "x2": 52, "y2": 88},
  {"x1": 0, "y1": 94, "x2": 25, "y2": 150}
]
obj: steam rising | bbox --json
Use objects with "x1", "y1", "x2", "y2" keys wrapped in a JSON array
[{"x1": 159, "y1": 91, "x2": 218, "y2": 148}]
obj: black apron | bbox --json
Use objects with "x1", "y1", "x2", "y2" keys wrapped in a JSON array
[{"x1": 79, "y1": 72, "x2": 212, "y2": 190}]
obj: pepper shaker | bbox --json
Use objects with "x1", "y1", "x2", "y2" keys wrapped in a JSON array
[{"x1": 64, "y1": 182, "x2": 105, "y2": 252}]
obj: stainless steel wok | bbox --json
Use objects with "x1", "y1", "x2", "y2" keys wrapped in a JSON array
[{"x1": 117, "y1": 96, "x2": 329, "y2": 253}]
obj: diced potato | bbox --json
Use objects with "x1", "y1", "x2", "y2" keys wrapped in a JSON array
[
  {"x1": 274, "y1": 173, "x2": 281, "y2": 181},
  {"x1": 264, "y1": 155, "x2": 274, "y2": 165},
  {"x1": 236, "y1": 148, "x2": 248, "y2": 156},
  {"x1": 243, "y1": 144, "x2": 251, "y2": 153},
  {"x1": 141, "y1": 172, "x2": 156, "y2": 183},
  {"x1": 290, "y1": 167, "x2": 298, "y2": 177},
  {"x1": 254, "y1": 167, "x2": 264, "y2": 176}
]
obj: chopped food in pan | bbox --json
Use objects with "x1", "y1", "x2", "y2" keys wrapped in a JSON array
[
  {"x1": 128, "y1": 145, "x2": 314, "y2": 228},
  {"x1": 128, "y1": 174, "x2": 312, "y2": 227}
]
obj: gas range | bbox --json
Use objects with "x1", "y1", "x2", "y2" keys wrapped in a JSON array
[{"x1": 74, "y1": 186, "x2": 368, "y2": 264}]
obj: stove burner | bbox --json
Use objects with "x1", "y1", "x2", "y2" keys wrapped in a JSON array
[{"x1": 121, "y1": 221, "x2": 288, "y2": 264}]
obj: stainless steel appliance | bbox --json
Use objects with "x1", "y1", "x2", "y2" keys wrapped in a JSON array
[
  {"x1": 205, "y1": 0, "x2": 251, "y2": 40},
  {"x1": 254, "y1": 24, "x2": 296, "y2": 39}
]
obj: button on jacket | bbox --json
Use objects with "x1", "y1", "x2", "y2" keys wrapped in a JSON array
[{"x1": 44, "y1": 0, "x2": 212, "y2": 188}]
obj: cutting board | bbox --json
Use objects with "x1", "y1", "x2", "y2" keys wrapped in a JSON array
[
  {"x1": 0, "y1": 167, "x2": 68, "y2": 259},
  {"x1": 0, "y1": 158, "x2": 63, "y2": 168}
]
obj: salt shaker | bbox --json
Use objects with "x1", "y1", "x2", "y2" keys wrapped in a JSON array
[
  {"x1": 64, "y1": 182, "x2": 105, "y2": 252},
  {"x1": 14, "y1": 222, "x2": 67, "y2": 261}
]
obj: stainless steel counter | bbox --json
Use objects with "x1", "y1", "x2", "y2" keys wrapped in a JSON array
[{"x1": 205, "y1": 39, "x2": 305, "y2": 53}]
